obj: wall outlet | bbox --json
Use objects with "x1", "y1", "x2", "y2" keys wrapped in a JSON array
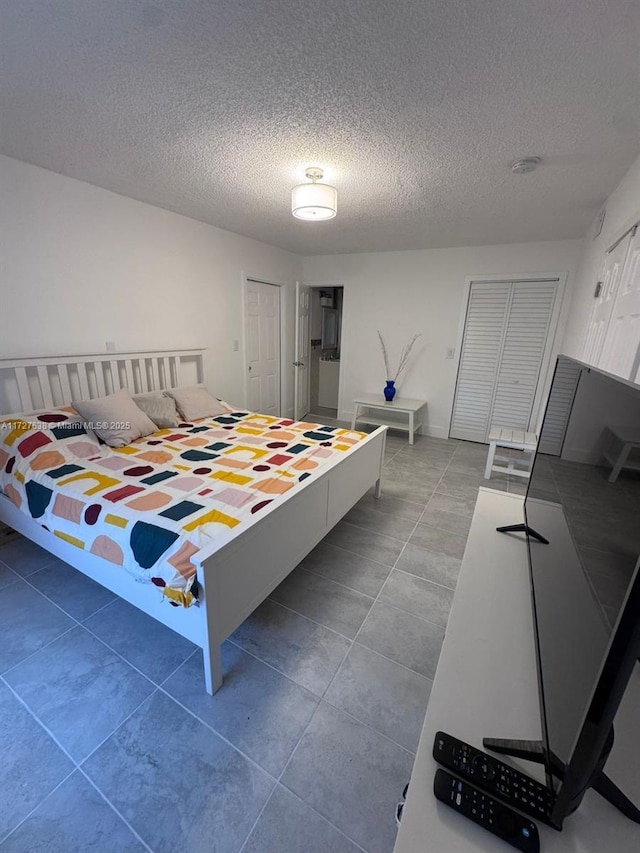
[
  {"x1": 446, "y1": 347, "x2": 455, "y2": 359},
  {"x1": 105, "y1": 340, "x2": 116, "y2": 352}
]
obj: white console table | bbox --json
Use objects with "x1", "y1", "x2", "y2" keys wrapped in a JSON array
[
  {"x1": 394, "y1": 487, "x2": 640, "y2": 853},
  {"x1": 351, "y1": 394, "x2": 426, "y2": 444}
]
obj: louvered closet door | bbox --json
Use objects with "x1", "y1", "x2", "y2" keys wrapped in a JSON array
[
  {"x1": 490, "y1": 281, "x2": 557, "y2": 430},
  {"x1": 537, "y1": 358, "x2": 582, "y2": 456},
  {"x1": 449, "y1": 282, "x2": 511, "y2": 442},
  {"x1": 450, "y1": 280, "x2": 558, "y2": 443}
]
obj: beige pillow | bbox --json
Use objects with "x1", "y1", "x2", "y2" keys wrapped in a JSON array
[
  {"x1": 72, "y1": 390, "x2": 157, "y2": 447},
  {"x1": 133, "y1": 392, "x2": 180, "y2": 429},
  {"x1": 166, "y1": 386, "x2": 226, "y2": 421}
]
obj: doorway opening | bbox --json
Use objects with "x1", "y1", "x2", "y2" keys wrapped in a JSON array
[{"x1": 309, "y1": 287, "x2": 343, "y2": 419}]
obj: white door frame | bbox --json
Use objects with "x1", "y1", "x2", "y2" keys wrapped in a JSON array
[
  {"x1": 241, "y1": 273, "x2": 286, "y2": 415},
  {"x1": 594, "y1": 224, "x2": 640, "y2": 379},
  {"x1": 301, "y1": 281, "x2": 345, "y2": 416},
  {"x1": 582, "y1": 231, "x2": 634, "y2": 369},
  {"x1": 447, "y1": 271, "x2": 569, "y2": 440}
]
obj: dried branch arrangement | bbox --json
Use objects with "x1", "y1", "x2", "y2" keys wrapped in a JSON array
[{"x1": 377, "y1": 331, "x2": 422, "y2": 381}]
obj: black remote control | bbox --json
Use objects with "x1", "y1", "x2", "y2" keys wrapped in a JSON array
[
  {"x1": 434, "y1": 769, "x2": 540, "y2": 853},
  {"x1": 433, "y1": 731, "x2": 554, "y2": 823}
]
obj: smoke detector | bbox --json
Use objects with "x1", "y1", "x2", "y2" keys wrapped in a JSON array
[{"x1": 511, "y1": 157, "x2": 541, "y2": 174}]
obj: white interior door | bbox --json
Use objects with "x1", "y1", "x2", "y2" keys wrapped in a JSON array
[
  {"x1": 598, "y1": 227, "x2": 640, "y2": 381},
  {"x1": 294, "y1": 281, "x2": 311, "y2": 420},
  {"x1": 450, "y1": 279, "x2": 558, "y2": 442},
  {"x1": 582, "y1": 232, "x2": 632, "y2": 367},
  {"x1": 245, "y1": 279, "x2": 281, "y2": 415}
]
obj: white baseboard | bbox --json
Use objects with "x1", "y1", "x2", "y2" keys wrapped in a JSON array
[{"x1": 422, "y1": 425, "x2": 450, "y2": 439}]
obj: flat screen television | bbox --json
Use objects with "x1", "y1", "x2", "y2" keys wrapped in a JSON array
[{"x1": 488, "y1": 355, "x2": 640, "y2": 829}]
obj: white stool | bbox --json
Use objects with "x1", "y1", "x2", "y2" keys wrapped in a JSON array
[{"x1": 484, "y1": 426, "x2": 537, "y2": 480}]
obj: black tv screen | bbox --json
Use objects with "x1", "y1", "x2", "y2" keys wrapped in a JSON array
[{"x1": 523, "y1": 356, "x2": 640, "y2": 826}]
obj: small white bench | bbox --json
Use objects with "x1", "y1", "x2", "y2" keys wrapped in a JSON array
[
  {"x1": 602, "y1": 425, "x2": 640, "y2": 483},
  {"x1": 484, "y1": 426, "x2": 537, "y2": 480}
]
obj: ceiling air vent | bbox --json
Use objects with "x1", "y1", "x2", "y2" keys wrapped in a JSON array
[{"x1": 511, "y1": 157, "x2": 541, "y2": 174}]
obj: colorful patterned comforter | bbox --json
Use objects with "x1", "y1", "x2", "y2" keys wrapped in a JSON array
[{"x1": 0, "y1": 406, "x2": 368, "y2": 606}]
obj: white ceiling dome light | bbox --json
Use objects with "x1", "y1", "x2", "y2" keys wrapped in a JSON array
[{"x1": 291, "y1": 167, "x2": 337, "y2": 220}]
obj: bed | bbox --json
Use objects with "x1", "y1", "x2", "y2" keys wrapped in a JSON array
[{"x1": 0, "y1": 349, "x2": 387, "y2": 694}]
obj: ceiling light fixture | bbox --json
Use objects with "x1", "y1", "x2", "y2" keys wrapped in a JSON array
[
  {"x1": 511, "y1": 157, "x2": 541, "y2": 174},
  {"x1": 291, "y1": 167, "x2": 337, "y2": 220}
]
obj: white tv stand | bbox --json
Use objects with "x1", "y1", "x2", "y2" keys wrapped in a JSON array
[{"x1": 394, "y1": 488, "x2": 640, "y2": 852}]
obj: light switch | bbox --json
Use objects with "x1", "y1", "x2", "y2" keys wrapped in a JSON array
[
  {"x1": 446, "y1": 347, "x2": 455, "y2": 359},
  {"x1": 233, "y1": 339, "x2": 239, "y2": 352}
]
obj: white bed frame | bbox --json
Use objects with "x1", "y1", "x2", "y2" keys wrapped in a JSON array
[{"x1": 0, "y1": 349, "x2": 386, "y2": 694}]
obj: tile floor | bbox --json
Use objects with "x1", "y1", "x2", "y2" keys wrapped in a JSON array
[{"x1": 0, "y1": 430, "x2": 523, "y2": 853}]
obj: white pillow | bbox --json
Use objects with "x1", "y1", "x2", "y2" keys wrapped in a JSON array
[
  {"x1": 72, "y1": 390, "x2": 157, "y2": 447},
  {"x1": 166, "y1": 386, "x2": 226, "y2": 422},
  {"x1": 132, "y1": 392, "x2": 180, "y2": 429}
]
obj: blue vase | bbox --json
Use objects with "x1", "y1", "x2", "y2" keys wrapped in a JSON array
[{"x1": 383, "y1": 380, "x2": 396, "y2": 402}]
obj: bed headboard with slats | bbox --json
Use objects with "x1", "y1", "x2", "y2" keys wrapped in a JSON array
[{"x1": 0, "y1": 349, "x2": 205, "y2": 415}]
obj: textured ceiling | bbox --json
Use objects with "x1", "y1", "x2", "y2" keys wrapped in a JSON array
[{"x1": 1, "y1": 0, "x2": 639, "y2": 255}]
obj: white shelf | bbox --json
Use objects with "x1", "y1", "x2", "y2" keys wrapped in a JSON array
[
  {"x1": 352, "y1": 393, "x2": 426, "y2": 413},
  {"x1": 355, "y1": 411, "x2": 422, "y2": 433},
  {"x1": 351, "y1": 395, "x2": 427, "y2": 444}
]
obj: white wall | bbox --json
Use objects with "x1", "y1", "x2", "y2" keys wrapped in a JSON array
[
  {"x1": 303, "y1": 241, "x2": 582, "y2": 438},
  {"x1": 562, "y1": 153, "x2": 640, "y2": 359},
  {"x1": 0, "y1": 155, "x2": 302, "y2": 414},
  {"x1": 6, "y1": 151, "x2": 624, "y2": 435}
]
